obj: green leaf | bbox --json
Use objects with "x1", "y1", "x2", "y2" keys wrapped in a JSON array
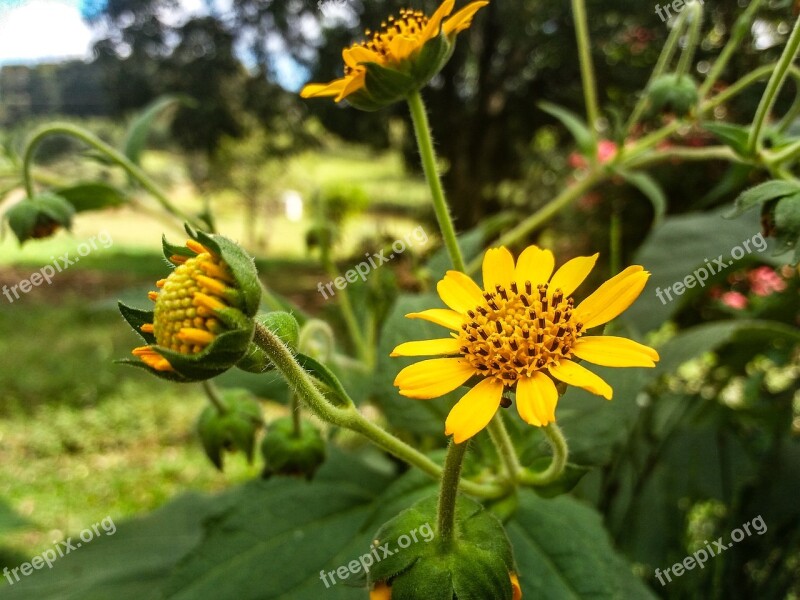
[
  {"x1": 123, "y1": 95, "x2": 189, "y2": 165},
  {"x1": 296, "y1": 352, "x2": 354, "y2": 407},
  {"x1": 703, "y1": 122, "x2": 752, "y2": 156},
  {"x1": 727, "y1": 179, "x2": 800, "y2": 218},
  {"x1": 526, "y1": 461, "x2": 591, "y2": 498},
  {"x1": 54, "y1": 182, "x2": 127, "y2": 212},
  {"x1": 539, "y1": 101, "x2": 596, "y2": 155},
  {"x1": 614, "y1": 168, "x2": 667, "y2": 226},
  {"x1": 507, "y1": 491, "x2": 657, "y2": 599}
]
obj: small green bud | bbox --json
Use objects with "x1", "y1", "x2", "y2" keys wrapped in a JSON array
[
  {"x1": 647, "y1": 74, "x2": 699, "y2": 117},
  {"x1": 4, "y1": 193, "x2": 74, "y2": 243},
  {"x1": 236, "y1": 312, "x2": 300, "y2": 373},
  {"x1": 197, "y1": 389, "x2": 263, "y2": 470},
  {"x1": 367, "y1": 495, "x2": 521, "y2": 600},
  {"x1": 260, "y1": 416, "x2": 327, "y2": 479}
]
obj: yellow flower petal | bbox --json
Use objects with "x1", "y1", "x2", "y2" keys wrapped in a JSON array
[
  {"x1": 421, "y1": 0, "x2": 456, "y2": 41},
  {"x1": 548, "y1": 253, "x2": 599, "y2": 296},
  {"x1": 300, "y1": 78, "x2": 348, "y2": 99},
  {"x1": 443, "y1": 0, "x2": 489, "y2": 36},
  {"x1": 572, "y1": 336, "x2": 659, "y2": 368},
  {"x1": 510, "y1": 573, "x2": 522, "y2": 600},
  {"x1": 391, "y1": 338, "x2": 461, "y2": 357},
  {"x1": 437, "y1": 270, "x2": 484, "y2": 313},
  {"x1": 389, "y1": 35, "x2": 418, "y2": 62},
  {"x1": 445, "y1": 378, "x2": 504, "y2": 443},
  {"x1": 406, "y1": 308, "x2": 465, "y2": 330},
  {"x1": 548, "y1": 360, "x2": 612, "y2": 400},
  {"x1": 514, "y1": 245, "x2": 555, "y2": 287},
  {"x1": 344, "y1": 45, "x2": 381, "y2": 68},
  {"x1": 338, "y1": 71, "x2": 366, "y2": 101},
  {"x1": 516, "y1": 372, "x2": 558, "y2": 426},
  {"x1": 482, "y1": 247, "x2": 516, "y2": 291},
  {"x1": 370, "y1": 582, "x2": 391, "y2": 600},
  {"x1": 394, "y1": 358, "x2": 474, "y2": 399},
  {"x1": 573, "y1": 266, "x2": 649, "y2": 330}
]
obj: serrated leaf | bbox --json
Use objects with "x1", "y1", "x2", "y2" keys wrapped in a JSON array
[
  {"x1": 539, "y1": 101, "x2": 596, "y2": 155},
  {"x1": 123, "y1": 95, "x2": 189, "y2": 165},
  {"x1": 614, "y1": 168, "x2": 667, "y2": 226},
  {"x1": 727, "y1": 180, "x2": 800, "y2": 218},
  {"x1": 54, "y1": 182, "x2": 127, "y2": 212}
]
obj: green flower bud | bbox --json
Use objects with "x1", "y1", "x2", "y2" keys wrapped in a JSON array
[
  {"x1": 4, "y1": 192, "x2": 74, "y2": 243},
  {"x1": 118, "y1": 228, "x2": 261, "y2": 382},
  {"x1": 260, "y1": 416, "x2": 327, "y2": 479},
  {"x1": 236, "y1": 312, "x2": 301, "y2": 374},
  {"x1": 197, "y1": 389, "x2": 263, "y2": 470},
  {"x1": 762, "y1": 192, "x2": 800, "y2": 262},
  {"x1": 367, "y1": 495, "x2": 521, "y2": 600},
  {"x1": 647, "y1": 73, "x2": 699, "y2": 117}
]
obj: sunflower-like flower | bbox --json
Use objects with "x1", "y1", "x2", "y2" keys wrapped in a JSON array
[
  {"x1": 118, "y1": 230, "x2": 261, "y2": 382},
  {"x1": 370, "y1": 575, "x2": 521, "y2": 600},
  {"x1": 300, "y1": 0, "x2": 488, "y2": 110},
  {"x1": 392, "y1": 246, "x2": 659, "y2": 443}
]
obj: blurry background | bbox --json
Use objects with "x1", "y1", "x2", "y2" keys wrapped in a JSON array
[{"x1": 0, "y1": 1, "x2": 798, "y2": 598}]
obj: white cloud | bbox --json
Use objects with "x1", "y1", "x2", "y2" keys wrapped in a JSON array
[{"x1": 0, "y1": 0, "x2": 94, "y2": 64}]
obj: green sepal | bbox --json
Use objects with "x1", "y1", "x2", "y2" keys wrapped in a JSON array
[
  {"x1": 188, "y1": 227, "x2": 261, "y2": 317},
  {"x1": 346, "y1": 62, "x2": 416, "y2": 111},
  {"x1": 367, "y1": 495, "x2": 517, "y2": 600},
  {"x1": 197, "y1": 389, "x2": 263, "y2": 470},
  {"x1": 260, "y1": 416, "x2": 327, "y2": 479},
  {"x1": 235, "y1": 342, "x2": 274, "y2": 374},
  {"x1": 153, "y1": 326, "x2": 255, "y2": 382},
  {"x1": 161, "y1": 234, "x2": 195, "y2": 263},
  {"x1": 258, "y1": 312, "x2": 300, "y2": 350},
  {"x1": 647, "y1": 73, "x2": 699, "y2": 117},
  {"x1": 4, "y1": 192, "x2": 75, "y2": 243},
  {"x1": 117, "y1": 301, "x2": 157, "y2": 344},
  {"x1": 409, "y1": 30, "x2": 454, "y2": 87},
  {"x1": 115, "y1": 358, "x2": 192, "y2": 383}
]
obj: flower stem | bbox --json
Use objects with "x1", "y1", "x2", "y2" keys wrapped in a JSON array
[
  {"x1": 571, "y1": 0, "x2": 600, "y2": 148},
  {"x1": 406, "y1": 91, "x2": 466, "y2": 272},
  {"x1": 487, "y1": 413, "x2": 521, "y2": 483},
  {"x1": 748, "y1": 13, "x2": 800, "y2": 154},
  {"x1": 674, "y1": 1, "x2": 703, "y2": 79},
  {"x1": 251, "y1": 321, "x2": 505, "y2": 498},
  {"x1": 437, "y1": 440, "x2": 468, "y2": 547},
  {"x1": 519, "y1": 422, "x2": 569, "y2": 486},
  {"x1": 22, "y1": 122, "x2": 201, "y2": 228},
  {"x1": 201, "y1": 380, "x2": 228, "y2": 415},
  {"x1": 290, "y1": 393, "x2": 302, "y2": 437}
]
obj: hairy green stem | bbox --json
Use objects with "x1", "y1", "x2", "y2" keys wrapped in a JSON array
[
  {"x1": 407, "y1": 91, "x2": 466, "y2": 272},
  {"x1": 22, "y1": 123, "x2": 200, "y2": 227},
  {"x1": 748, "y1": 14, "x2": 800, "y2": 154},
  {"x1": 487, "y1": 413, "x2": 521, "y2": 483},
  {"x1": 519, "y1": 422, "x2": 569, "y2": 486},
  {"x1": 571, "y1": 0, "x2": 600, "y2": 147},
  {"x1": 437, "y1": 440, "x2": 469, "y2": 547},
  {"x1": 252, "y1": 322, "x2": 504, "y2": 498}
]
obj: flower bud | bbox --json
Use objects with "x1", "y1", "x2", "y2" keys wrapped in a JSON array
[
  {"x1": 260, "y1": 416, "x2": 327, "y2": 479},
  {"x1": 647, "y1": 74, "x2": 699, "y2": 117},
  {"x1": 4, "y1": 193, "x2": 74, "y2": 243},
  {"x1": 196, "y1": 389, "x2": 263, "y2": 470},
  {"x1": 236, "y1": 312, "x2": 300, "y2": 373},
  {"x1": 118, "y1": 228, "x2": 261, "y2": 382},
  {"x1": 367, "y1": 495, "x2": 521, "y2": 600}
]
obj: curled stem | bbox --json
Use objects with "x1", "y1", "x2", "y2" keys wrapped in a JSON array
[{"x1": 519, "y1": 422, "x2": 569, "y2": 486}]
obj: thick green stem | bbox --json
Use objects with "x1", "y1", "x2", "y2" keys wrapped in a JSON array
[
  {"x1": 22, "y1": 123, "x2": 200, "y2": 228},
  {"x1": 437, "y1": 440, "x2": 468, "y2": 547},
  {"x1": 748, "y1": 14, "x2": 800, "y2": 154},
  {"x1": 487, "y1": 413, "x2": 521, "y2": 483},
  {"x1": 519, "y1": 422, "x2": 569, "y2": 486},
  {"x1": 406, "y1": 91, "x2": 466, "y2": 272},
  {"x1": 571, "y1": 0, "x2": 600, "y2": 147},
  {"x1": 290, "y1": 393, "x2": 302, "y2": 437},
  {"x1": 201, "y1": 380, "x2": 228, "y2": 415},
  {"x1": 251, "y1": 322, "x2": 504, "y2": 498}
]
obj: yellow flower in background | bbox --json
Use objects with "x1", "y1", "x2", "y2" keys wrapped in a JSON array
[
  {"x1": 369, "y1": 573, "x2": 522, "y2": 599},
  {"x1": 392, "y1": 246, "x2": 659, "y2": 443},
  {"x1": 300, "y1": 0, "x2": 488, "y2": 110}
]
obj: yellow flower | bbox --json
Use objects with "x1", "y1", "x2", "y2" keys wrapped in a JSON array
[
  {"x1": 392, "y1": 246, "x2": 659, "y2": 443},
  {"x1": 132, "y1": 239, "x2": 239, "y2": 372},
  {"x1": 300, "y1": 0, "x2": 488, "y2": 109}
]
